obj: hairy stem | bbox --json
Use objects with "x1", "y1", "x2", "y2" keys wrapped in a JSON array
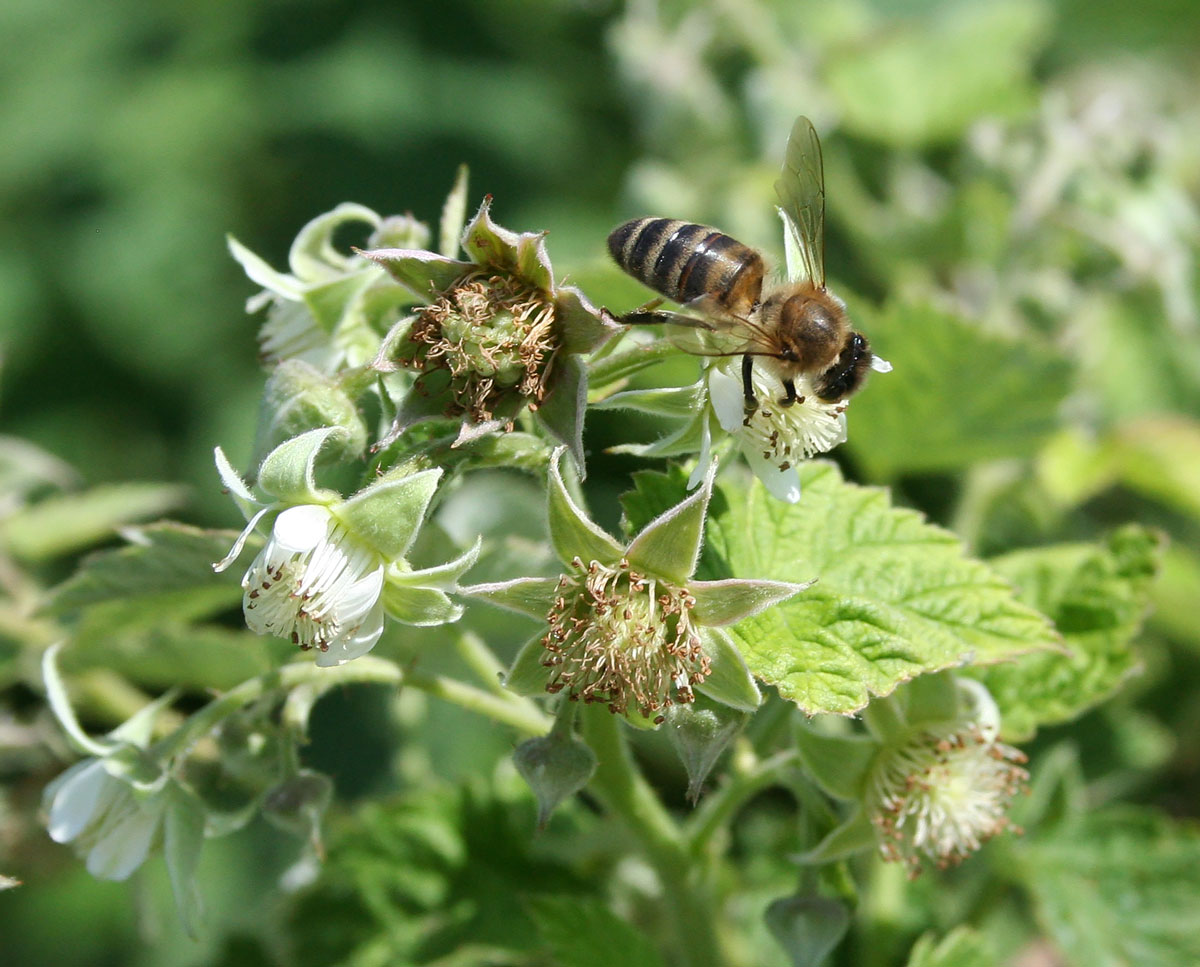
[
  {"x1": 684, "y1": 748, "x2": 798, "y2": 856},
  {"x1": 155, "y1": 656, "x2": 549, "y2": 761},
  {"x1": 581, "y1": 706, "x2": 727, "y2": 967}
]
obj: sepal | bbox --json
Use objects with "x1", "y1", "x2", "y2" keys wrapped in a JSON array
[
  {"x1": 793, "y1": 722, "x2": 878, "y2": 801},
  {"x1": 696, "y1": 628, "x2": 762, "y2": 712},
  {"x1": 461, "y1": 576, "x2": 559, "y2": 620},
  {"x1": 665, "y1": 704, "x2": 747, "y2": 804},
  {"x1": 794, "y1": 808, "x2": 877, "y2": 865},
  {"x1": 513, "y1": 728, "x2": 597, "y2": 829},
  {"x1": 357, "y1": 248, "x2": 474, "y2": 299},
  {"x1": 765, "y1": 893, "x2": 851, "y2": 967},
  {"x1": 690, "y1": 577, "x2": 815, "y2": 627},
  {"x1": 336, "y1": 467, "x2": 442, "y2": 561},
  {"x1": 255, "y1": 427, "x2": 344, "y2": 505},
  {"x1": 625, "y1": 460, "x2": 715, "y2": 584},
  {"x1": 547, "y1": 448, "x2": 624, "y2": 566},
  {"x1": 382, "y1": 584, "x2": 462, "y2": 626},
  {"x1": 504, "y1": 634, "x2": 551, "y2": 696},
  {"x1": 289, "y1": 202, "x2": 382, "y2": 279}
]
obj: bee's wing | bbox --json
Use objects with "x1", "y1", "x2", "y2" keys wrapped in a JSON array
[
  {"x1": 774, "y1": 116, "x2": 826, "y2": 289},
  {"x1": 618, "y1": 295, "x2": 772, "y2": 357}
]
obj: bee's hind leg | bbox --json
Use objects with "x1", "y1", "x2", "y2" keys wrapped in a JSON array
[{"x1": 742, "y1": 355, "x2": 758, "y2": 416}]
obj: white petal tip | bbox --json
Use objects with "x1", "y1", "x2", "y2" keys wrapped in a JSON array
[{"x1": 870, "y1": 355, "x2": 893, "y2": 373}]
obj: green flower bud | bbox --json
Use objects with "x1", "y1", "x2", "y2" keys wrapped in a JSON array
[
  {"x1": 665, "y1": 704, "x2": 747, "y2": 804},
  {"x1": 512, "y1": 729, "x2": 597, "y2": 829},
  {"x1": 252, "y1": 359, "x2": 368, "y2": 469},
  {"x1": 262, "y1": 770, "x2": 334, "y2": 843}
]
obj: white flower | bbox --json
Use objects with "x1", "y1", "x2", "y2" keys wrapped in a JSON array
[
  {"x1": 44, "y1": 757, "x2": 167, "y2": 881},
  {"x1": 241, "y1": 504, "x2": 386, "y2": 666},
  {"x1": 707, "y1": 362, "x2": 849, "y2": 503},
  {"x1": 866, "y1": 680, "x2": 1028, "y2": 875},
  {"x1": 228, "y1": 203, "x2": 392, "y2": 373}
]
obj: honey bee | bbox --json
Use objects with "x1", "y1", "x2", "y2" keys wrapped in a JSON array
[{"x1": 607, "y1": 116, "x2": 888, "y2": 412}]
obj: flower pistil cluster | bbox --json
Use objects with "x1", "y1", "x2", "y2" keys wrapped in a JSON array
[
  {"x1": 543, "y1": 556, "x2": 709, "y2": 717},
  {"x1": 405, "y1": 271, "x2": 558, "y2": 424}
]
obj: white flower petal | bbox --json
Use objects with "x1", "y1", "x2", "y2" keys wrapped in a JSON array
[
  {"x1": 84, "y1": 796, "x2": 162, "y2": 881},
  {"x1": 46, "y1": 759, "x2": 109, "y2": 844},
  {"x1": 743, "y1": 449, "x2": 802, "y2": 503},
  {"x1": 271, "y1": 505, "x2": 335, "y2": 553},
  {"x1": 313, "y1": 597, "x2": 386, "y2": 666},
  {"x1": 241, "y1": 504, "x2": 388, "y2": 662},
  {"x1": 706, "y1": 365, "x2": 747, "y2": 434},
  {"x1": 870, "y1": 354, "x2": 893, "y2": 373}
]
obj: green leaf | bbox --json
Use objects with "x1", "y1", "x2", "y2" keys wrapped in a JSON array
[
  {"x1": 163, "y1": 785, "x2": 206, "y2": 938},
  {"x1": 526, "y1": 895, "x2": 666, "y2": 967},
  {"x1": 1016, "y1": 807, "x2": 1200, "y2": 967},
  {"x1": 905, "y1": 927, "x2": 997, "y2": 967},
  {"x1": 974, "y1": 525, "x2": 1161, "y2": 740},
  {"x1": 844, "y1": 301, "x2": 1073, "y2": 478},
  {"x1": 1110, "y1": 416, "x2": 1200, "y2": 523},
  {"x1": 1, "y1": 483, "x2": 187, "y2": 562},
  {"x1": 618, "y1": 466, "x2": 693, "y2": 538},
  {"x1": 68, "y1": 623, "x2": 273, "y2": 692},
  {"x1": 702, "y1": 463, "x2": 1058, "y2": 715},
  {"x1": 826, "y1": 0, "x2": 1048, "y2": 147},
  {"x1": 47, "y1": 523, "x2": 245, "y2": 620},
  {"x1": 0, "y1": 434, "x2": 77, "y2": 497}
]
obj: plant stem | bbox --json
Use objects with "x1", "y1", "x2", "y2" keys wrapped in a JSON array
[
  {"x1": 154, "y1": 656, "x2": 549, "y2": 761},
  {"x1": 684, "y1": 749, "x2": 797, "y2": 856},
  {"x1": 581, "y1": 706, "x2": 726, "y2": 967},
  {"x1": 452, "y1": 629, "x2": 510, "y2": 696},
  {"x1": 406, "y1": 667, "x2": 550, "y2": 735}
]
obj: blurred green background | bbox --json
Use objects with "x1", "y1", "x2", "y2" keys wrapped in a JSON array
[{"x1": 3, "y1": 0, "x2": 1200, "y2": 964}]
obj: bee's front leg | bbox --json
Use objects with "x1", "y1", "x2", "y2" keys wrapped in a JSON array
[
  {"x1": 742, "y1": 354, "x2": 758, "y2": 416},
  {"x1": 779, "y1": 378, "x2": 800, "y2": 407}
]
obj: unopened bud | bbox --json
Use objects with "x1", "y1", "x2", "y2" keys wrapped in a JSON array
[
  {"x1": 665, "y1": 704, "x2": 746, "y2": 804},
  {"x1": 512, "y1": 730, "x2": 596, "y2": 829},
  {"x1": 253, "y1": 359, "x2": 368, "y2": 468},
  {"x1": 263, "y1": 770, "x2": 333, "y2": 844}
]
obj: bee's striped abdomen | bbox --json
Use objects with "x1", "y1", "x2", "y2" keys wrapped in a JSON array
[{"x1": 608, "y1": 218, "x2": 764, "y2": 316}]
